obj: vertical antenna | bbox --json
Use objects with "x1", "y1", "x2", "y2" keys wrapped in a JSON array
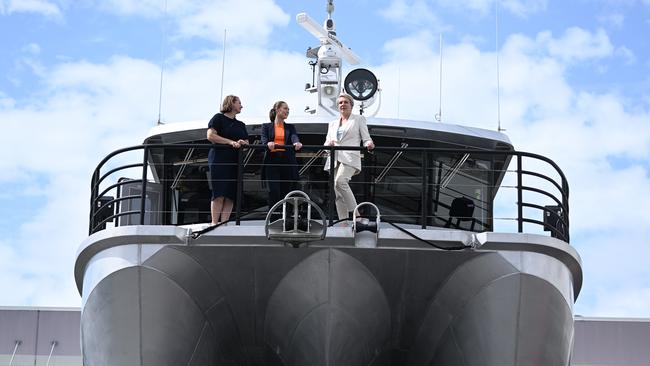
[
  {"x1": 496, "y1": 0, "x2": 504, "y2": 132},
  {"x1": 397, "y1": 67, "x2": 401, "y2": 119},
  {"x1": 435, "y1": 34, "x2": 443, "y2": 122},
  {"x1": 156, "y1": 0, "x2": 168, "y2": 125},
  {"x1": 220, "y1": 29, "x2": 227, "y2": 103}
]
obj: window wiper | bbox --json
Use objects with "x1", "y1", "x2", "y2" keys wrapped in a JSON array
[
  {"x1": 374, "y1": 142, "x2": 408, "y2": 183},
  {"x1": 243, "y1": 139, "x2": 260, "y2": 167},
  {"x1": 441, "y1": 153, "x2": 470, "y2": 189},
  {"x1": 171, "y1": 148, "x2": 194, "y2": 190},
  {"x1": 299, "y1": 149, "x2": 327, "y2": 176}
]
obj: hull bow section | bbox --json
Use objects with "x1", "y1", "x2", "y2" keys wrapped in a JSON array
[{"x1": 77, "y1": 227, "x2": 581, "y2": 366}]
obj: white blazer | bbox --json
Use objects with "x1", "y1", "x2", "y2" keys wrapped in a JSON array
[{"x1": 324, "y1": 114, "x2": 373, "y2": 173}]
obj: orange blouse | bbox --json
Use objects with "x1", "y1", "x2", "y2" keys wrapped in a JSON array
[{"x1": 272, "y1": 123, "x2": 286, "y2": 152}]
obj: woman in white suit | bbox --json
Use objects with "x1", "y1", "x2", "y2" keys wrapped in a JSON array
[{"x1": 324, "y1": 93, "x2": 375, "y2": 221}]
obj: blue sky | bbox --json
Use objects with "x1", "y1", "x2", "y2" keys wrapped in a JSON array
[{"x1": 1, "y1": 0, "x2": 649, "y2": 317}]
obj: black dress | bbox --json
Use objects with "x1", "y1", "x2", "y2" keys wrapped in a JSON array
[
  {"x1": 260, "y1": 122, "x2": 301, "y2": 208},
  {"x1": 207, "y1": 113, "x2": 249, "y2": 200}
]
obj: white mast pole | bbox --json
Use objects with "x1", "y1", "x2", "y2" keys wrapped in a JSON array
[
  {"x1": 156, "y1": 0, "x2": 168, "y2": 125},
  {"x1": 496, "y1": 0, "x2": 504, "y2": 131},
  {"x1": 435, "y1": 34, "x2": 443, "y2": 122},
  {"x1": 220, "y1": 29, "x2": 227, "y2": 103},
  {"x1": 397, "y1": 67, "x2": 401, "y2": 119}
]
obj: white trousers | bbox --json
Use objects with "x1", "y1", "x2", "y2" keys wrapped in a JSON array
[{"x1": 334, "y1": 162, "x2": 358, "y2": 220}]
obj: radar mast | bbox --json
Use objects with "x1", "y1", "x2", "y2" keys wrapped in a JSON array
[{"x1": 297, "y1": 1, "x2": 360, "y2": 116}]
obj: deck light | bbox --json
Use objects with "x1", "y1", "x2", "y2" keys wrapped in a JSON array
[{"x1": 344, "y1": 68, "x2": 378, "y2": 101}]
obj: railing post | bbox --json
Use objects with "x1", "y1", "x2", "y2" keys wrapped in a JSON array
[
  {"x1": 516, "y1": 154, "x2": 523, "y2": 233},
  {"x1": 235, "y1": 147, "x2": 244, "y2": 225},
  {"x1": 140, "y1": 145, "x2": 149, "y2": 225},
  {"x1": 328, "y1": 146, "x2": 336, "y2": 226},
  {"x1": 433, "y1": 160, "x2": 442, "y2": 216},
  {"x1": 563, "y1": 178, "x2": 570, "y2": 242},
  {"x1": 89, "y1": 169, "x2": 99, "y2": 235},
  {"x1": 420, "y1": 151, "x2": 428, "y2": 229}
]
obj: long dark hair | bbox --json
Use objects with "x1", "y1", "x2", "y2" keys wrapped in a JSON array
[{"x1": 269, "y1": 101, "x2": 287, "y2": 122}]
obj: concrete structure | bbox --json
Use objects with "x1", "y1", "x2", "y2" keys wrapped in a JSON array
[{"x1": 2, "y1": 307, "x2": 648, "y2": 366}]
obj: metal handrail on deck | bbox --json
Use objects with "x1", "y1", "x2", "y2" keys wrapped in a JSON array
[{"x1": 88, "y1": 143, "x2": 570, "y2": 242}]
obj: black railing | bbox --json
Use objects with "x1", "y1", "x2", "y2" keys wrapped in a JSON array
[{"x1": 88, "y1": 144, "x2": 570, "y2": 243}]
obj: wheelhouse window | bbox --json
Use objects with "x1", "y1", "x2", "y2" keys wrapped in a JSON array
[{"x1": 143, "y1": 128, "x2": 506, "y2": 231}]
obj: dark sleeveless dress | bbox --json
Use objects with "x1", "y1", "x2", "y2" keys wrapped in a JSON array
[{"x1": 207, "y1": 113, "x2": 249, "y2": 200}]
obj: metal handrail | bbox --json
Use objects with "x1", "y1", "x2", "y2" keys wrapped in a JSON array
[{"x1": 88, "y1": 143, "x2": 570, "y2": 242}]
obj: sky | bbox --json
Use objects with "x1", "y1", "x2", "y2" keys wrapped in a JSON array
[{"x1": 0, "y1": 0, "x2": 649, "y2": 317}]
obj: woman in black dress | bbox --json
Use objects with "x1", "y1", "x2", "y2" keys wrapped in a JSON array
[{"x1": 207, "y1": 95, "x2": 249, "y2": 225}]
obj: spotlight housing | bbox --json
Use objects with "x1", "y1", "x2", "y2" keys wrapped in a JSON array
[{"x1": 344, "y1": 68, "x2": 378, "y2": 101}]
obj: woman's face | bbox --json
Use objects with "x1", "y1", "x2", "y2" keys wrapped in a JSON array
[
  {"x1": 232, "y1": 98, "x2": 243, "y2": 114},
  {"x1": 277, "y1": 103, "x2": 290, "y2": 120},
  {"x1": 337, "y1": 97, "x2": 352, "y2": 115}
]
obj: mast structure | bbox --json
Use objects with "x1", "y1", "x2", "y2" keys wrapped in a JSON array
[{"x1": 298, "y1": 0, "x2": 379, "y2": 116}]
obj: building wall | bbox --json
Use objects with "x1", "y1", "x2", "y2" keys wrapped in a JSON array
[
  {"x1": 0, "y1": 307, "x2": 81, "y2": 366},
  {"x1": 2, "y1": 307, "x2": 649, "y2": 366}
]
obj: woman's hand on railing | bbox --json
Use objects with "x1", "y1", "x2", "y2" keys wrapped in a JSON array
[
  {"x1": 231, "y1": 139, "x2": 248, "y2": 149},
  {"x1": 293, "y1": 142, "x2": 303, "y2": 151}
]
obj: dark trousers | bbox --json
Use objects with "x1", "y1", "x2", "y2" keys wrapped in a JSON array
[{"x1": 265, "y1": 153, "x2": 298, "y2": 210}]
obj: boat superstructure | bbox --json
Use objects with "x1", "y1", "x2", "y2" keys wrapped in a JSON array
[{"x1": 75, "y1": 2, "x2": 581, "y2": 365}]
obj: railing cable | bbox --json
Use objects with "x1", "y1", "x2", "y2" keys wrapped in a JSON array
[{"x1": 385, "y1": 220, "x2": 471, "y2": 250}]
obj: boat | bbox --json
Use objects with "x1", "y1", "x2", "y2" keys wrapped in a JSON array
[{"x1": 74, "y1": 2, "x2": 582, "y2": 365}]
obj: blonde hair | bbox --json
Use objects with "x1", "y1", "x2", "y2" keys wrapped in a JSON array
[
  {"x1": 337, "y1": 93, "x2": 354, "y2": 107},
  {"x1": 269, "y1": 101, "x2": 287, "y2": 122},
  {"x1": 220, "y1": 95, "x2": 240, "y2": 113}
]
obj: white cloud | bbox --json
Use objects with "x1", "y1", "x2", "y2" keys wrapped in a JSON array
[
  {"x1": 435, "y1": 0, "x2": 547, "y2": 17},
  {"x1": 21, "y1": 43, "x2": 41, "y2": 55},
  {"x1": 616, "y1": 45, "x2": 636, "y2": 64},
  {"x1": 0, "y1": 43, "x2": 315, "y2": 306},
  {"x1": 95, "y1": 0, "x2": 164, "y2": 17},
  {"x1": 575, "y1": 228, "x2": 650, "y2": 317},
  {"x1": 371, "y1": 26, "x2": 650, "y2": 318},
  {"x1": 500, "y1": 0, "x2": 547, "y2": 17},
  {"x1": 597, "y1": 13, "x2": 625, "y2": 29},
  {"x1": 0, "y1": 91, "x2": 15, "y2": 109},
  {"x1": 1, "y1": 2, "x2": 649, "y2": 319},
  {"x1": 4, "y1": 0, "x2": 62, "y2": 19},
  {"x1": 381, "y1": 31, "x2": 438, "y2": 62},
  {"x1": 379, "y1": 0, "x2": 444, "y2": 30},
  {"x1": 95, "y1": 0, "x2": 290, "y2": 45},
  {"x1": 538, "y1": 27, "x2": 614, "y2": 63},
  {"x1": 438, "y1": 0, "x2": 492, "y2": 14}
]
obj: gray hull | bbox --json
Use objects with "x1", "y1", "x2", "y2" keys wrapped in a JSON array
[{"x1": 77, "y1": 227, "x2": 580, "y2": 366}]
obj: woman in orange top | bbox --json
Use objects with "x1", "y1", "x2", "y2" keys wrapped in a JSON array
[{"x1": 261, "y1": 101, "x2": 303, "y2": 209}]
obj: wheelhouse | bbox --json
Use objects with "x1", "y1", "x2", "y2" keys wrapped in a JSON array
[{"x1": 89, "y1": 117, "x2": 569, "y2": 242}]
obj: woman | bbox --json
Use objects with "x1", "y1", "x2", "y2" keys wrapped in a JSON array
[
  {"x1": 207, "y1": 95, "x2": 249, "y2": 225},
  {"x1": 261, "y1": 101, "x2": 303, "y2": 210},
  {"x1": 324, "y1": 93, "x2": 375, "y2": 221}
]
